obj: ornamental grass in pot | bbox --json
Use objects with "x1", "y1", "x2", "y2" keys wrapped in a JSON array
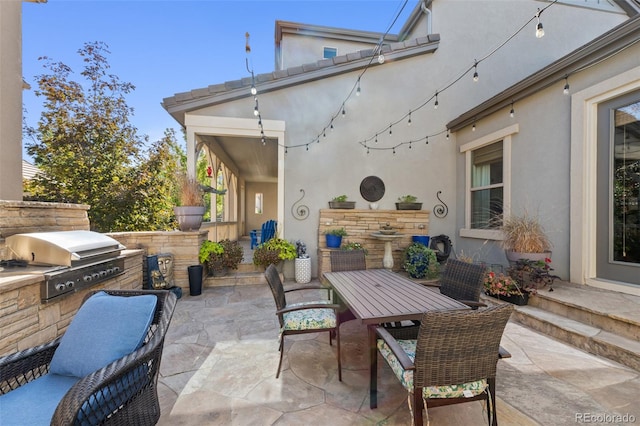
[{"x1": 500, "y1": 211, "x2": 552, "y2": 263}]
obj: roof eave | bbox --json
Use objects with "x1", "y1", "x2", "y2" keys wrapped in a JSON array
[{"x1": 447, "y1": 14, "x2": 640, "y2": 132}]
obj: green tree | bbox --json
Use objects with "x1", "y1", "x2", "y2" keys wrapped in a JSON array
[{"x1": 24, "y1": 42, "x2": 182, "y2": 232}]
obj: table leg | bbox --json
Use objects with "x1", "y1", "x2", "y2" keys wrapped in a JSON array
[
  {"x1": 382, "y1": 241, "x2": 394, "y2": 269},
  {"x1": 369, "y1": 325, "x2": 378, "y2": 408}
]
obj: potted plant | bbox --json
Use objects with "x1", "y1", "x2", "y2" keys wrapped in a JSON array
[
  {"x1": 325, "y1": 227, "x2": 347, "y2": 248},
  {"x1": 507, "y1": 258, "x2": 559, "y2": 292},
  {"x1": 341, "y1": 241, "x2": 368, "y2": 255},
  {"x1": 174, "y1": 173, "x2": 206, "y2": 231},
  {"x1": 329, "y1": 195, "x2": 356, "y2": 209},
  {"x1": 253, "y1": 237, "x2": 296, "y2": 270},
  {"x1": 402, "y1": 242, "x2": 439, "y2": 279},
  {"x1": 294, "y1": 240, "x2": 311, "y2": 284},
  {"x1": 483, "y1": 271, "x2": 531, "y2": 305},
  {"x1": 199, "y1": 239, "x2": 244, "y2": 277},
  {"x1": 500, "y1": 211, "x2": 552, "y2": 263},
  {"x1": 396, "y1": 195, "x2": 422, "y2": 210}
]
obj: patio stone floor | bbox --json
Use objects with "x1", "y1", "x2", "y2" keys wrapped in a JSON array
[{"x1": 157, "y1": 282, "x2": 640, "y2": 425}]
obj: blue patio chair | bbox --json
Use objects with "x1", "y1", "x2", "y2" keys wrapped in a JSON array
[
  {"x1": 260, "y1": 220, "x2": 277, "y2": 244},
  {"x1": 250, "y1": 229, "x2": 261, "y2": 249}
]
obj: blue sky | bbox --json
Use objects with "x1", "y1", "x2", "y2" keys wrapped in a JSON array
[{"x1": 22, "y1": 0, "x2": 417, "y2": 159}]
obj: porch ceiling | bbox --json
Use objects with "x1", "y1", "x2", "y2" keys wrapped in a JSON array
[{"x1": 200, "y1": 134, "x2": 278, "y2": 183}]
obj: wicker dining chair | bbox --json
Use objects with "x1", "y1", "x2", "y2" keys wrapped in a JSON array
[
  {"x1": 0, "y1": 289, "x2": 177, "y2": 426},
  {"x1": 329, "y1": 249, "x2": 366, "y2": 272},
  {"x1": 428, "y1": 258, "x2": 488, "y2": 308},
  {"x1": 264, "y1": 264, "x2": 342, "y2": 381},
  {"x1": 376, "y1": 304, "x2": 514, "y2": 426}
]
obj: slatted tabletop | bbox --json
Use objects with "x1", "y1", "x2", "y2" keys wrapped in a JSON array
[{"x1": 324, "y1": 269, "x2": 469, "y2": 324}]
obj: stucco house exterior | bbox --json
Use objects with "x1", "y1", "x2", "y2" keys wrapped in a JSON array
[{"x1": 162, "y1": 0, "x2": 639, "y2": 293}]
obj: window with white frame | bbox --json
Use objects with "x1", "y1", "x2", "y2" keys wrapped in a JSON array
[
  {"x1": 471, "y1": 141, "x2": 503, "y2": 229},
  {"x1": 460, "y1": 124, "x2": 517, "y2": 239}
]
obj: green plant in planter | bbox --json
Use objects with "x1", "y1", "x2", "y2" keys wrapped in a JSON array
[
  {"x1": 397, "y1": 195, "x2": 418, "y2": 203},
  {"x1": 326, "y1": 228, "x2": 348, "y2": 237},
  {"x1": 253, "y1": 237, "x2": 296, "y2": 268},
  {"x1": 199, "y1": 239, "x2": 244, "y2": 275},
  {"x1": 332, "y1": 195, "x2": 348, "y2": 202},
  {"x1": 403, "y1": 243, "x2": 439, "y2": 279},
  {"x1": 341, "y1": 241, "x2": 368, "y2": 255}
]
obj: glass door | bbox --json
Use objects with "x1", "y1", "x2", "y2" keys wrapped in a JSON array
[{"x1": 597, "y1": 91, "x2": 640, "y2": 285}]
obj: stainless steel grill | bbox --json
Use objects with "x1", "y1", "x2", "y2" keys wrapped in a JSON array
[{"x1": 3, "y1": 231, "x2": 127, "y2": 302}]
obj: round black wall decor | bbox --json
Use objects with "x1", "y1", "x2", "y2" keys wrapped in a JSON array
[{"x1": 360, "y1": 176, "x2": 385, "y2": 202}]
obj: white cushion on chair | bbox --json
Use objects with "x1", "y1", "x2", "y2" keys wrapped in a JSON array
[{"x1": 377, "y1": 338, "x2": 487, "y2": 398}]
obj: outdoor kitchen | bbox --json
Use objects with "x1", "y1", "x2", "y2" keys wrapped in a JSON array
[{"x1": 0, "y1": 200, "x2": 144, "y2": 356}]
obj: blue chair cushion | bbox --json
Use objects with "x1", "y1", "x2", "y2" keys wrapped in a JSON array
[
  {"x1": 0, "y1": 373, "x2": 79, "y2": 425},
  {"x1": 50, "y1": 291, "x2": 157, "y2": 378}
]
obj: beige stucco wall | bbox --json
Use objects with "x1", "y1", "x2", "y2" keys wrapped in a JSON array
[
  {"x1": 452, "y1": 33, "x2": 640, "y2": 292},
  {"x1": 181, "y1": 1, "x2": 629, "y2": 278},
  {"x1": 246, "y1": 181, "x2": 277, "y2": 233},
  {"x1": 0, "y1": 1, "x2": 25, "y2": 201}
]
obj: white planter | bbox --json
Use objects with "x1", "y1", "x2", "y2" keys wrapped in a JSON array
[{"x1": 295, "y1": 257, "x2": 311, "y2": 284}]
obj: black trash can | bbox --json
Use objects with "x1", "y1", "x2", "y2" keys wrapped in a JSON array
[{"x1": 188, "y1": 264, "x2": 203, "y2": 296}]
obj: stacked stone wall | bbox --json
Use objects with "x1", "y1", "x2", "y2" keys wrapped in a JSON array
[{"x1": 317, "y1": 209, "x2": 429, "y2": 281}]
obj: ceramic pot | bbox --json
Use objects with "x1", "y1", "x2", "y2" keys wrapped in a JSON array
[{"x1": 174, "y1": 206, "x2": 205, "y2": 231}]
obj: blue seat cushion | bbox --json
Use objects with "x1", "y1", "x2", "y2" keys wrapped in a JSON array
[
  {"x1": 0, "y1": 373, "x2": 79, "y2": 425},
  {"x1": 50, "y1": 291, "x2": 157, "y2": 378}
]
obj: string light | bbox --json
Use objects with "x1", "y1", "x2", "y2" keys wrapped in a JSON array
[
  {"x1": 510, "y1": 102, "x2": 515, "y2": 118},
  {"x1": 279, "y1": 0, "x2": 561, "y2": 154},
  {"x1": 425, "y1": 136, "x2": 429, "y2": 145},
  {"x1": 563, "y1": 76, "x2": 570, "y2": 95},
  {"x1": 472, "y1": 122, "x2": 476, "y2": 131},
  {"x1": 389, "y1": 124, "x2": 392, "y2": 135},
  {"x1": 407, "y1": 111, "x2": 412, "y2": 126},
  {"x1": 535, "y1": 9, "x2": 545, "y2": 38}
]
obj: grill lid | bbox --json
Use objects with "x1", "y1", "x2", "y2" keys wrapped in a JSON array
[{"x1": 6, "y1": 231, "x2": 125, "y2": 266}]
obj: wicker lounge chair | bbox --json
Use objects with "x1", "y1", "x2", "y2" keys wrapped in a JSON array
[
  {"x1": 0, "y1": 289, "x2": 177, "y2": 426},
  {"x1": 264, "y1": 264, "x2": 342, "y2": 381},
  {"x1": 376, "y1": 304, "x2": 514, "y2": 425},
  {"x1": 435, "y1": 258, "x2": 488, "y2": 308}
]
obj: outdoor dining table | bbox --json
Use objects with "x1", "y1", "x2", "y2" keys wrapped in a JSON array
[{"x1": 323, "y1": 268, "x2": 470, "y2": 408}]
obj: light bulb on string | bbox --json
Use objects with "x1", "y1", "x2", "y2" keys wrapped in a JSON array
[
  {"x1": 306, "y1": 144, "x2": 309, "y2": 151},
  {"x1": 285, "y1": 147, "x2": 288, "y2": 154},
  {"x1": 425, "y1": 136, "x2": 429, "y2": 145},
  {"x1": 261, "y1": 137, "x2": 266, "y2": 146},
  {"x1": 473, "y1": 61, "x2": 479, "y2": 82},
  {"x1": 409, "y1": 141, "x2": 412, "y2": 149},
  {"x1": 253, "y1": 106, "x2": 259, "y2": 116},
  {"x1": 389, "y1": 124, "x2": 392, "y2": 135},
  {"x1": 510, "y1": 102, "x2": 515, "y2": 118},
  {"x1": 408, "y1": 111, "x2": 412, "y2": 126},
  {"x1": 392, "y1": 147, "x2": 396, "y2": 154},
  {"x1": 434, "y1": 92, "x2": 439, "y2": 109},
  {"x1": 378, "y1": 53, "x2": 385, "y2": 64},
  {"x1": 341, "y1": 106, "x2": 346, "y2": 117},
  {"x1": 472, "y1": 122, "x2": 476, "y2": 131},
  {"x1": 446, "y1": 130, "x2": 450, "y2": 140},
  {"x1": 535, "y1": 9, "x2": 545, "y2": 38},
  {"x1": 563, "y1": 77, "x2": 570, "y2": 95},
  {"x1": 250, "y1": 85, "x2": 257, "y2": 96},
  {"x1": 330, "y1": 121, "x2": 334, "y2": 131},
  {"x1": 375, "y1": 133, "x2": 378, "y2": 144},
  {"x1": 356, "y1": 79, "x2": 361, "y2": 96}
]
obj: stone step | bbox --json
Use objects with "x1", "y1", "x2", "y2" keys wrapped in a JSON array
[
  {"x1": 529, "y1": 283, "x2": 640, "y2": 342},
  {"x1": 204, "y1": 271, "x2": 267, "y2": 287},
  {"x1": 511, "y1": 304, "x2": 640, "y2": 372}
]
